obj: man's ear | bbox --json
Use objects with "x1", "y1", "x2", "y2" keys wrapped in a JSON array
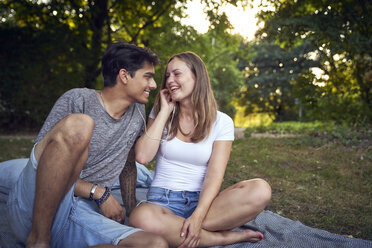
[{"x1": 119, "y1": 69, "x2": 129, "y2": 84}]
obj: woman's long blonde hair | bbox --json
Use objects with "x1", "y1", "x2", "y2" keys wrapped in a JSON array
[{"x1": 153, "y1": 52, "x2": 217, "y2": 143}]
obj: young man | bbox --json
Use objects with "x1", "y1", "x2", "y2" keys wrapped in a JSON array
[{"x1": 7, "y1": 43, "x2": 168, "y2": 248}]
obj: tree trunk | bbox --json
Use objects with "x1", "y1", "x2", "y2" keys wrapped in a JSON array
[
  {"x1": 84, "y1": 0, "x2": 108, "y2": 89},
  {"x1": 119, "y1": 147, "x2": 137, "y2": 217}
]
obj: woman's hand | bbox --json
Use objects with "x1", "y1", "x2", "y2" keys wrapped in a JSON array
[
  {"x1": 159, "y1": 89, "x2": 175, "y2": 115},
  {"x1": 178, "y1": 214, "x2": 203, "y2": 248},
  {"x1": 99, "y1": 194, "x2": 125, "y2": 224}
]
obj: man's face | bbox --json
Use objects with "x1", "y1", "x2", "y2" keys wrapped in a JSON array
[{"x1": 126, "y1": 62, "x2": 156, "y2": 104}]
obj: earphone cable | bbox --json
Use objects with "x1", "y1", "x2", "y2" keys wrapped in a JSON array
[{"x1": 136, "y1": 104, "x2": 175, "y2": 143}]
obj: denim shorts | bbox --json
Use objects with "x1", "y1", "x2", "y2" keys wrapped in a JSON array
[
  {"x1": 147, "y1": 187, "x2": 200, "y2": 218},
  {"x1": 6, "y1": 144, "x2": 142, "y2": 247}
]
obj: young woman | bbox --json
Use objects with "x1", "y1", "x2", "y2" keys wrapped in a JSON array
[{"x1": 129, "y1": 52, "x2": 271, "y2": 248}]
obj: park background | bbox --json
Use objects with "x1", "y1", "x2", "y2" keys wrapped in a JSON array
[{"x1": 0, "y1": 0, "x2": 371, "y2": 241}]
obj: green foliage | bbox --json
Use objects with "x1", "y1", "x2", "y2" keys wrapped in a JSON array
[
  {"x1": 245, "y1": 121, "x2": 334, "y2": 134},
  {"x1": 0, "y1": 24, "x2": 86, "y2": 131},
  {"x1": 1, "y1": 0, "x2": 370, "y2": 130},
  {"x1": 237, "y1": 39, "x2": 320, "y2": 121},
  {"x1": 142, "y1": 21, "x2": 245, "y2": 118},
  {"x1": 0, "y1": 0, "x2": 247, "y2": 130},
  {"x1": 255, "y1": 0, "x2": 372, "y2": 124},
  {"x1": 244, "y1": 121, "x2": 372, "y2": 147},
  {"x1": 200, "y1": 33, "x2": 244, "y2": 117}
]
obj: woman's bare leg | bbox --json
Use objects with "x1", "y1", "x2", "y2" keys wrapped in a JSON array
[
  {"x1": 203, "y1": 178, "x2": 272, "y2": 231},
  {"x1": 129, "y1": 178, "x2": 271, "y2": 247},
  {"x1": 129, "y1": 203, "x2": 263, "y2": 247}
]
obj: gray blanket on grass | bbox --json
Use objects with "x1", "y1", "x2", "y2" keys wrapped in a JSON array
[{"x1": 1, "y1": 159, "x2": 371, "y2": 248}]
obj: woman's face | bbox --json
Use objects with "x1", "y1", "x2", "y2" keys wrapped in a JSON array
[{"x1": 165, "y1": 58, "x2": 195, "y2": 102}]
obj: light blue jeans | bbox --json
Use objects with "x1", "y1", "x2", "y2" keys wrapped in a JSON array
[
  {"x1": 147, "y1": 187, "x2": 200, "y2": 218},
  {"x1": 6, "y1": 145, "x2": 142, "y2": 247}
]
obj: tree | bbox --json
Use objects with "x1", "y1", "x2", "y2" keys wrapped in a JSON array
[
  {"x1": 203, "y1": 32, "x2": 245, "y2": 118},
  {"x1": 141, "y1": 12, "x2": 246, "y2": 118},
  {"x1": 237, "y1": 39, "x2": 319, "y2": 121},
  {"x1": 0, "y1": 0, "x2": 249, "y2": 130},
  {"x1": 0, "y1": 0, "x2": 191, "y2": 88},
  {"x1": 255, "y1": 0, "x2": 372, "y2": 123},
  {"x1": 0, "y1": 23, "x2": 86, "y2": 130}
]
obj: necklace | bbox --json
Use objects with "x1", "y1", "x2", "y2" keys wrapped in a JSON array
[{"x1": 99, "y1": 91, "x2": 107, "y2": 110}]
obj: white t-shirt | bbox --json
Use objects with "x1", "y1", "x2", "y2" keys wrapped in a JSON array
[{"x1": 149, "y1": 110, "x2": 234, "y2": 191}]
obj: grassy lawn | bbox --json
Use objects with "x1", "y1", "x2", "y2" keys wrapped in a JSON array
[
  {"x1": 0, "y1": 138, "x2": 35, "y2": 161},
  {"x1": 227, "y1": 137, "x2": 371, "y2": 241},
  {"x1": 0, "y1": 122, "x2": 371, "y2": 240},
  {"x1": 227, "y1": 122, "x2": 372, "y2": 241}
]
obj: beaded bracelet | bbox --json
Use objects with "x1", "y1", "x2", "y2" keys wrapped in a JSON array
[
  {"x1": 95, "y1": 186, "x2": 111, "y2": 206},
  {"x1": 89, "y1": 184, "x2": 98, "y2": 201}
]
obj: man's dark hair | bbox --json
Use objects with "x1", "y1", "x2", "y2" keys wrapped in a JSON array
[{"x1": 102, "y1": 42, "x2": 159, "y2": 87}]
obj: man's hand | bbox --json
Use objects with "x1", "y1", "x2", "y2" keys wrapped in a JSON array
[{"x1": 99, "y1": 194, "x2": 125, "y2": 224}]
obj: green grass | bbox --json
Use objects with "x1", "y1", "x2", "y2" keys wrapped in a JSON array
[
  {"x1": 0, "y1": 138, "x2": 35, "y2": 161},
  {"x1": 1, "y1": 123, "x2": 371, "y2": 240},
  {"x1": 229, "y1": 122, "x2": 372, "y2": 240},
  {"x1": 244, "y1": 121, "x2": 335, "y2": 134},
  {"x1": 226, "y1": 137, "x2": 371, "y2": 240}
]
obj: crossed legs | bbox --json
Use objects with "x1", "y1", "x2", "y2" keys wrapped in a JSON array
[{"x1": 129, "y1": 179, "x2": 271, "y2": 247}]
